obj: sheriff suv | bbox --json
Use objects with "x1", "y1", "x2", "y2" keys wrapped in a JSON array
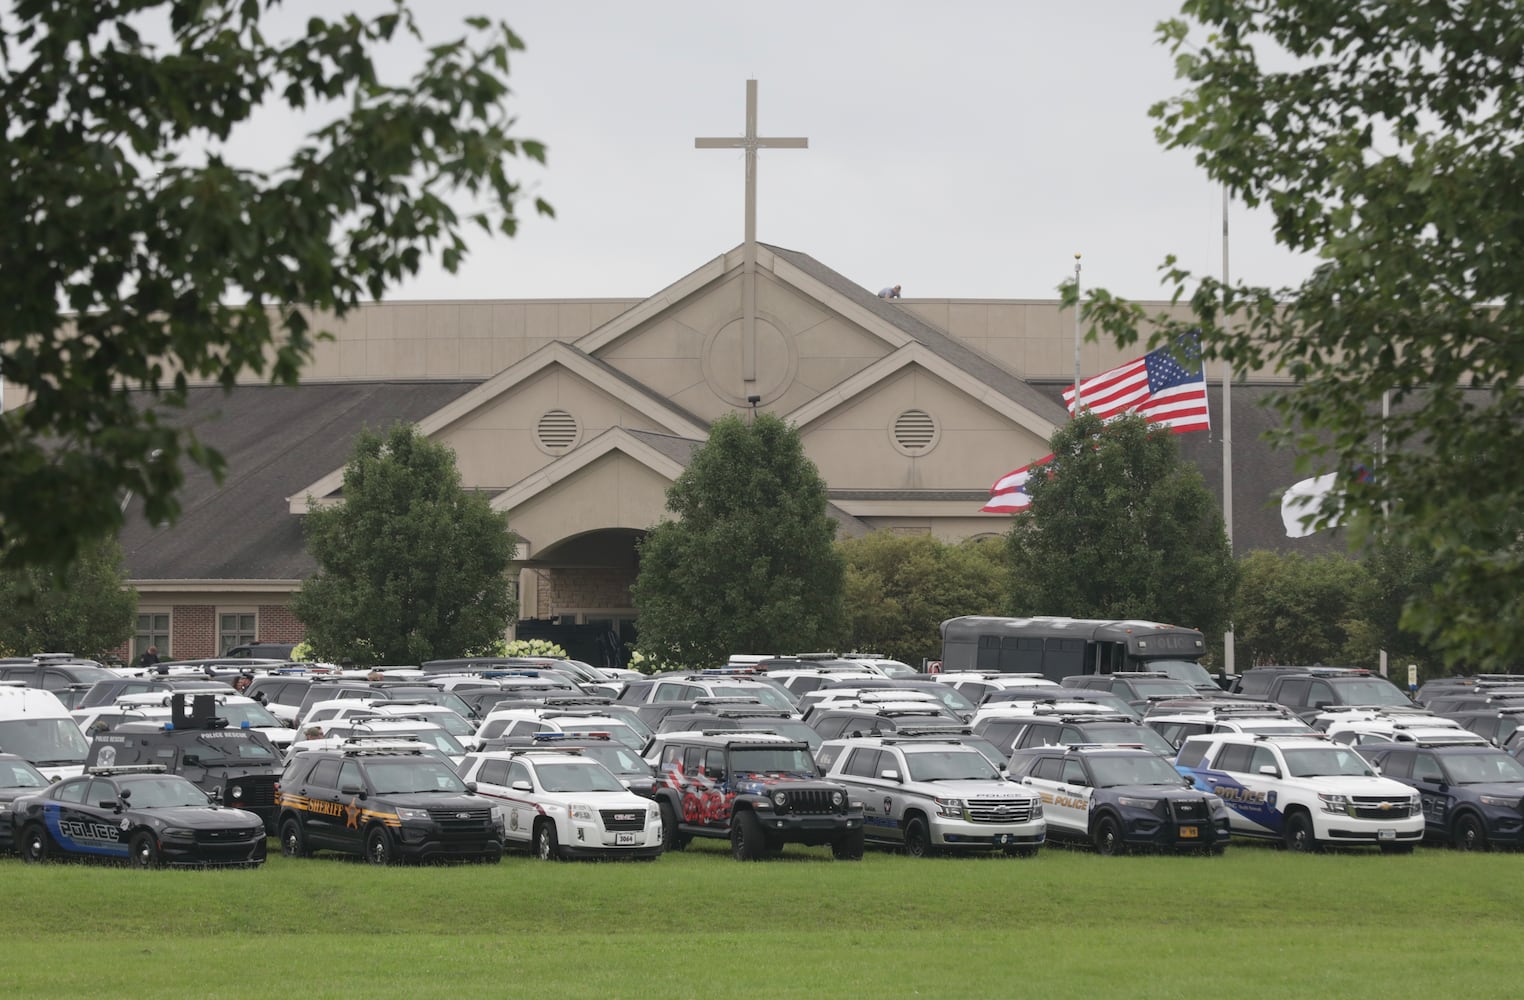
[
  {"x1": 1175, "y1": 733, "x2": 1424, "y2": 853},
  {"x1": 275, "y1": 742, "x2": 503, "y2": 864},
  {"x1": 1009, "y1": 745, "x2": 1230, "y2": 855},
  {"x1": 645, "y1": 732, "x2": 865, "y2": 861},
  {"x1": 819, "y1": 735, "x2": 1044, "y2": 857}
]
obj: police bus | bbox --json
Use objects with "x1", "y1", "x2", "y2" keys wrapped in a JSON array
[{"x1": 938, "y1": 616, "x2": 1219, "y2": 691}]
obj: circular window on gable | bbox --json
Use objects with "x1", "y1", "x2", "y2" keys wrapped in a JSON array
[
  {"x1": 891, "y1": 408, "x2": 939, "y2": 456},
  {"x1": 535, "y1": 409, "x2": 581, "y2": 455}
]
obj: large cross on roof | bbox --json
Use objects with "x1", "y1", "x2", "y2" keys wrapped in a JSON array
[{"x1": 696, "y1": 80, "x2": 807, "y2": 386}]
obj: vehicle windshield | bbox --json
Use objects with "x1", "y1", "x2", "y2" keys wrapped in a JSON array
[
  {"x1": 1083, "y1": 723, "x2": 1177, "y2": 757},
  {"x1": 581, "y1": 745, "x2": 651, "y2": 775},
  {"x1": 216, "y1": 703, "x2": 282, "y2": 729},
  {"x1": 959, "y1": 735, "x2": 1008, "y2": 770},
  {"x1": 191, "y1": 733, "x2": 278, "y2": 763},
  {"x1": 907, "y1": 685, "x2": 975, "y2": 714},
  {"x1": 1328, "y1": 678, "x2": 1411, "y2": 707},
  {"x1": 394, "y1": 710, "x2": 472, "y2": 737},
  {"x1": 1088, "y1": 754, "x2": 1189, "y2": 788},
  {"x1": 729, "y1": 747, "x2": 818, "y2": 776},
  {"x1": 758, "y1": 720, "x2": 822, "y2": 751},
  {"x1": 905, "y1": 750, "x2": 1001, "y2": 782},
  {"x1": 386, "y1": 729, "x2": 466, "y2": 755},
  {"x1": 1127, "y1": 678, "x2": 1199, "y2": 698},
  {"x1": 1441, "y1": 751, "x2": 1524, "y2": 784},
  {"x1": 122, "y1": 776, "x2": 216, "y2": 808},
  {"x1": 1282, "y1": 747, "x2": 1376, "y2": 777},
  {"x1": 710, "y1": 684, "x2": 794, "y2": 713},
  {"x1": 0, "y1": 759, "x2": 49, "y2": 788},
  {"x1": 535, "y1": 761, "x2": 626, "y2": 793},
  {"x1": 0, "y1": 718, "x2": 89, "y2": 765},
  {"x1": 363, "y1": 759, "x2": 468, "y2": 794},
  {"x1": 1142, "y1": 659, "x2": 1216, "y2": 689}
]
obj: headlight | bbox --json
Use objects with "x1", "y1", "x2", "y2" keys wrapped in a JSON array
[
  {"x1": 395, "y1": 807, "x2": 430, "y2": 821},
  {"x1": 933, "y1": 797, "x2": 964, "y2": 818},
  {"x1": 1117, "y1": 796, "x2": 1159, "y2": 811},
  {"x1": 0, "y1": 802, "x2": 10, "y2": 814},
  {"x1": 570, "y1": 803, "x2": 595, "y2": 822},
  {"x1": 648, "y1": 805, "x2": 660, "y2": 822},
  {"x1": 1031, "y1": 800, "x2": 1043, "y2": 818},
  {"x1": 830, "y1": 790, "x2": 844, "y2": 807},
  {"x1": 162, "y1": 827, "x2": 195, "y2": 839},
  {"x1": 1317, "y1": 793, "x2": 1350, "y2": 815},
  {"x1": 229, "y1": 785, "x2": 244, "y2": 799},
  {"x1": 772, "y1": 791, "x2": 788, "y2": 808},
  {"x1": 1479, "y1": 795, "x2": 1521, "y2": 808}
]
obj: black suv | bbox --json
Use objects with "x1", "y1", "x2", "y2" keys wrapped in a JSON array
[
  {"x1": 644, "y1": 733, "x2": 864, "y2": 860},
  {"x1": 1060, "y1": 673, "x2": 1201, "y2": 711},
  {"x1": 85, "y1": 696, "x2": 284, "y2": 831},
  {"x1": 1355, "y1": 743, "x2": 1524, "y2": 851},
  {"x1": 993, "y1": 712, "x2": 1179, "y2": 758},
  {"x1": 0, "y1": 658, "x2": 118, "y2": 709},
  {"x1": 78, "y1": 676, "x2": 230, "y2": 711},
  {"x1": 1009, "y1": 744, "x2": 1231, "y2": 855},
  {"x1": 275, "y1": 743, "x2": 502, "y2": 864}
]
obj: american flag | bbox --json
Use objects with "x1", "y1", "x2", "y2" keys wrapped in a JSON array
[
  {"x1": 982, "y1": 335, "x2": 1209, "y2": 514},
  {"x1": 1061, "y1": 335, "x2": 1210, "y2": 432}
]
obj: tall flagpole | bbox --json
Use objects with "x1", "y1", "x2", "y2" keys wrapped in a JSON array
[
  {"x1": 1072, "y1": 254, "x2": 1083, "y2": 417},
  {"x1": 1221, "y1": 186, "x2": 1236, "y2": 680}
]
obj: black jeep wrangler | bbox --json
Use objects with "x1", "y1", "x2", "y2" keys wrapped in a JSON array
[
  {"x1": 644, "y1": 732, "x2": 864, "y2": 860},
  {"x1": 85, "y1": 694, "x2": 283, "y2": 832}
]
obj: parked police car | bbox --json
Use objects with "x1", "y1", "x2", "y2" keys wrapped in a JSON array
[
  {"x1": 0, "y1": 753, "x2": 52, "y2": 852},
  {"x1": 819, "y1": 735, "x2": 1044, "y2": 857},
  {"x1": 457, "y1": 747, "x2": 663, "y2": 860},
  {"x1": 12, "y1": 767, "x2": 266, "y2": 867},
  {"x1": 1356, "y1": 743, "x2": 1524, "y2": 851},
  {"x1": 1010, "y1": 745, "x2": 1230, "y2": 855},
  {"x1": 1175, "y1": 733, "x2": 1424, "y2": 852},
  {"x1": 275, "y1": 742, "x2": 502, "y2": 864}
]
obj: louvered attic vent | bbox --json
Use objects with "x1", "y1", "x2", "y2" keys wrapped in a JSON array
[
  {"x1": 893, "y1": 409, "x2": 937, "y2": 453},
  {"x1": 536, "y1": 409, "x2": 579, "y2": 453}
]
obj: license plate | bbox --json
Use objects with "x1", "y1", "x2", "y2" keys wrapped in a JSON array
[
  {"x1": 1178, "y1": 826, "x2": 1198, "y2": 839},
  {"x1": 1377, "y1": 828, "x2": 1396, "y2": 841},
  {"x1": 615, "y1": 832, "x2": 636, "y2": 846}
]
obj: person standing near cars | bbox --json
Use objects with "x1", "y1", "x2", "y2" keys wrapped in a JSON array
[{"x1": 136, "y1": 646, "x2": 160, "y2": 671}]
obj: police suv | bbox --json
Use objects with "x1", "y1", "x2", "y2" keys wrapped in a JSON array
[
  {"x1": 818, "y1": 734, "x2": 1044, "y2": 857},
  {"x1": 1010, "y1": 744, "x2": 1230, "y2": 855},
  {"x1": 1175, "y1": 733, "x2": 1424, "y2": 852},
  {"x1": 1357, "y1": 743, "x2": 1524, "y2": 851}
]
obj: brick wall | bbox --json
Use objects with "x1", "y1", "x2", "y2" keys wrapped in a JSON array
[
  {"x1": 259, "y1": 605, "x2": 305, "y2": 643},
  {"x1": 173, "y1": 605, "x2": 216, "y2": 659},
  {"x1": 542, "y1": 568, "x2": 633, "y2": 618}
]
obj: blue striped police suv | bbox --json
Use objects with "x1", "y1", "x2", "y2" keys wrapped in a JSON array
[{"x1": 1174, "y1": 732, "x2": 1424, "y2": 852}]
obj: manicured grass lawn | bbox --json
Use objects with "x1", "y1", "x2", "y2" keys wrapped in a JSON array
[{"x1": 0, "y1": 838, "x2": 1518, "y2": 999}]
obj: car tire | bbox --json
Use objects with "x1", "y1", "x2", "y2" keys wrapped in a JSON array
[
  {"x1": 364, "y1": 826, "x2": 396, "y2": 866},
  {"x1": 279, "y1": 817, "x2": 310, "y2": 859},
  {"x1": 731, "y1": 809, "x2": 765, "y2": 861},
  {"x1": 903, "y1": 817, "x2": 933, "y2": 858},
  {"x1": 1093, "y1": 815, "x2": 1124, "y2": 856},
  {"x1": 658, "y1": 800, "x2": 689, "y2": 851},
  {"x1": 128, "y1": 831, "x2": 160, "y2": 869},
  {"x1": 1378, "y1": 842, "x2": 1414, "y2": 855},
  {"x1": 1452, "y1": 812, "x2": 1489, "y2": 852},
  {"x1": 19, "y1": 823, "x2": 51, "y2": 864},
  {"x1": 534, "y1": 821, "x2": 560, "y2": 861},
  {"x1": 1283, "y1": 810, "x2": 1318, "y2": 853},
  {"x1": 831, "y1": 828, "x2": 865, "y2": 861}
]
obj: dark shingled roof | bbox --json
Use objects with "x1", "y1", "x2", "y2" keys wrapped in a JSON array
[
  {"x1": 120, "y1": 381, "x2": 482, "y2": 580},
  {"x1": 763, "y1": 243, "x2": 1070, "y2": 425}
]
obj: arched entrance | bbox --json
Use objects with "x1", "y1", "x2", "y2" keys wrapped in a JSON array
[{"x1": 515, "y1": 527, "x2": 644, "y2": 669}]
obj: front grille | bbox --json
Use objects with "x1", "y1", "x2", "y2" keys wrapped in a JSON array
[
  {"x1": 195, "y1": 827, "x2": 260, "y2": 844},
  {"x1": 428, "y1": 808, "x2": 494, "y2": 838},
  {"x1": 1169, "y1": 799, "x2": 1208, "y2": 821},
  {"x1": 780, "y1": 788, "x2": 837, "y2": 815},
  {"x1": 225, "y1": 776, "x2": 277, "y2": 811},
  {"x1": 1350, "y1": 796, "x2": 1415, "y2": 819},
  {"x1": 600, "y1": 809, "x2": 646, "y2": 832},
  {"x1": 965, "y1": 799, "x2": 1035, "y2": 823}
]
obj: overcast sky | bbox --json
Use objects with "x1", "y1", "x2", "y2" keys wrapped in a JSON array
[{"x1": 270, "y1": 2, "x2": 1316, "y2": 303}]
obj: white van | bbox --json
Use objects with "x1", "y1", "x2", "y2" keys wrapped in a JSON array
[{"x1": 0, "y1": 685, "x2": 90, "y2": 779}]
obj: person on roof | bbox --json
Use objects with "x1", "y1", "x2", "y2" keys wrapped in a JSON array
[{"x1": 877, "y1": 284, "x2": 901, "y2": 299}]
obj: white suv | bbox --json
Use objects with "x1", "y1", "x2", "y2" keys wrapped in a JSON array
[
  {"x1": 819, "y1": 735, "x2": 1044, "y2": 857},
  {"x1": 457, "y1": 749, "x2": 662, "y2": 860},
  {"x1": 1175, "y1": 733, "x2": 1424, "y2": 852}
]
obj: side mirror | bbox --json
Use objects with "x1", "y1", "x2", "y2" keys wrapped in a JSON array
[
  {"x1": 1257, "y1": 764, "x2": 1280, "y2": 777},
  {"x1": 339, "y1": 783, "x2": 365, "y2": 797},
  {"x1": 878, "y1": 768, "x2": 901, "y2": 782},
  {"x1": 511, "y1": 780, "x2": 533, "y2": 793},
  {"x1": 98, "y1": 800, "x2": 119, "y2": 810},
  {"x1": 1312, "y1": 701, "x2": 1332, "y2": 710},
  {"x1": 208, "y1": 787, "x2": 223, "y2": 804},
  {"x1": 464, "y1": 780, "x2": 478, "y2": 794},
  {"x1": 1183, "y1": 774, "x2": 1196, "y2": 787}
]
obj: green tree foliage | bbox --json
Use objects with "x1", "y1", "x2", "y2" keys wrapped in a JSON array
[
  {"x1": 0, "y1": 538, "x2": 136, "y2": 657},
  {"x1": 1075, "y1": 2, "x2": 1524, "y2": 667},
  {"x1": 631, "y1": 413, "x2": 845, "y2": 668},
  {"x1": 1005, "y1": 412, "x2": 1236, "y2": 636},
  {"x1": 291, "y1": 424, "x2": 516, "y2": 666},
  {"x1": 1234, "y1": 550, "x2": 1372, "y2": 667},
  {"x1": 839, "y1": 533, "x2": 1007, "y2": 667},
  {"x1": 1354, "y1": 539, "x2": 1451, "y2": 677},
  {"x1": 0, "y1": 2, "x2": 548, "y2": 571}
]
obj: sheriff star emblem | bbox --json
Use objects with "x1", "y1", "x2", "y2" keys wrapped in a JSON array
[{"x1": 344, "y1": 796, "x2": 362, "y2": 829}]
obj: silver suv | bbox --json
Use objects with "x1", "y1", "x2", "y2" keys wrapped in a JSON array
[{"x1": 818, "y1": 735, "x2": 1044, "y2": 857}]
